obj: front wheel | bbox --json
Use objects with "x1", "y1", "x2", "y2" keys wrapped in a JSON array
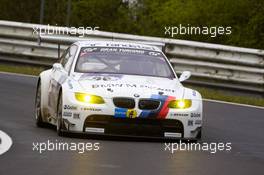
[
  {"x1": 35, "y1": 81, "x2": 45, "y2": 127},
  {"x1": 56, "y1": 92, "x2": 64, "y2": 136},
  {"x1": 196, "y1": 128, "x2": 202, "y2": 140}
]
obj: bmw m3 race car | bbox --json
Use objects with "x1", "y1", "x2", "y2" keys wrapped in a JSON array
[{"x1": 35, "y1": 41, "x2": 203, "y2": 140}]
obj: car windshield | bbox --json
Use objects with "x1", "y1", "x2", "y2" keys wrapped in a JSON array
[{"x1": 75, "y1": 47, "x2": 175, "y2": 78}]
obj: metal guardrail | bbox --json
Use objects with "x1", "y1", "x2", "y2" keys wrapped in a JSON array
[{"x1": 0, "y1": 20, "x2": 263, "y2": 93}]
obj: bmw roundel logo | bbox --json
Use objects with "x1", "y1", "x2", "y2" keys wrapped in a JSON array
[{"x1": 134, "y1": 94, "x2": 140, "y2": 98}]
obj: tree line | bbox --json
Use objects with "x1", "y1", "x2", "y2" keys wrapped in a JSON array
[{"x1": 0, "y1": 0, "x2": 263, "y2": 49}]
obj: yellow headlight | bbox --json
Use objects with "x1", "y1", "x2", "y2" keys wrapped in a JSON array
[
  {"x1": 168, "y1": 99, "x2": 192, "y2": 109},
  {"x1": 75, "y1": 93, "x2": 105, "y2": 104}
]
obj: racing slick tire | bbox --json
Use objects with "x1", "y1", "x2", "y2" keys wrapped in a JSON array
[
  {"x1": 56, "y1": 91, "x2": 64, "y2": 136},
  {"x1": 197, "y1": 129, "x2": 202, "y2": 140},
  {"x1": 35, "y1": 80, "x2": 45, "y2": 127}
]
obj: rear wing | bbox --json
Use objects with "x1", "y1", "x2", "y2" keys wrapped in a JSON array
[{"x1": 37, "y1": 34, "x2": 165, "y2": 58}]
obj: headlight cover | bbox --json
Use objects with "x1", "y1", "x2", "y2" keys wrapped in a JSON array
[
  {"x1": 168, "y1": 99, "x2": 192, "y2": 109},
  {"x1": 75, "y1": 92, "x2": 105, "y2": 104}
]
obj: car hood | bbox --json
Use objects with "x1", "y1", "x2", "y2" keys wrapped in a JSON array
[{"x1": 75, "y1": 73, "x2": 184, "y2": 99}]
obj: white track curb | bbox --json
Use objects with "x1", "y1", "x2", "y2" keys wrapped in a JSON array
[{"x1": 0, "y1": 130, "x2": 12, "y2": 155}]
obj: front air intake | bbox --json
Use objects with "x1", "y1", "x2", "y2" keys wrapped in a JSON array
[
  {"x1": 113, "y1": 97, "x2": 135, "y2": 109},
  {"x1": 138, "y1": 99, "x2": 160, "y2": 110}
]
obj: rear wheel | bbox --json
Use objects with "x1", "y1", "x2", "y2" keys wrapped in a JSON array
[
  {"x1": 35, "y1": 81, "x2": 45, "y2": 127},
  {"x1": 56, "y1": 92, "x2": 64, "y2": 136}
]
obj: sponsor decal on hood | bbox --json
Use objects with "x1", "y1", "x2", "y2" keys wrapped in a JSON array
[
  {"x1": 92, "y1": 83, "x2": 175, "y2": 93},
  {"x1": 77, "y1": 74, "x2": 183, "y2": 98},
  {"x1": 79, "y1": 73, "x2": 123, "y2": 81}
]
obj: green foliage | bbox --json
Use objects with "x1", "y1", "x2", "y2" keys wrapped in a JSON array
[
  {"x1": 0, "y1": 0, "x2": 263, "y2": 49},
  {"x1": 71, "y1": 0, "x2": 122, "y2": 28},
  {"x1": 0, "y1": 0, "x2": 40, "y2": 22}
]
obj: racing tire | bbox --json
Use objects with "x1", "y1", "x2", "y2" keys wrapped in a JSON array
[
  {"x1": 196, "y1": 128, "x2": 202, "y2": 140},
  {"x1": 56, "y1": 91, "x2": 64, "y2": 136},
  {"x1": 35, "y1": 80, "x2": 45, "y2": 127}
]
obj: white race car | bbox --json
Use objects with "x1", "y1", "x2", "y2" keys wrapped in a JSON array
[{"x1": 35, "y1": 41, "x2": 203, "y2": 140}]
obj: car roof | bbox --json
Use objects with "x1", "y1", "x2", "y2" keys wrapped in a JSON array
[{"x1": 74, "y1": 40, "x2": 162, "y2": 52}]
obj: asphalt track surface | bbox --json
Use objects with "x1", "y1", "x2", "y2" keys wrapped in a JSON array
[{"x1": 0, "y1": 72, "x2": 263, "y2": 175}]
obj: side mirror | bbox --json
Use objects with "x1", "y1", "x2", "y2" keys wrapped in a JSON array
[
  {"x1": 179, "y1": 71, "x2": 191, "y2": 82},
  {"x1": 53, "y1": 63, "x2": 63, "y2": 70}
]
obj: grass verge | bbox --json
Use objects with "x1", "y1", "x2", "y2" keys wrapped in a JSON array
[
  {"x1": 0, "y1": 63, "x2": 263, "y2": 107},
  {"x1": 186, "y1": 85, "x2": 264, "y2": 107},
  {"x1": 0, "y1": 64, "x2": 45, "y2": 76}
]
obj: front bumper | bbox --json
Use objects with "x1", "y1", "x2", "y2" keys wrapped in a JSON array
[
  {"x1": 62, "y1": 93, "x2": 202, "y2": 139},
  {"x1": 62, "y1": 113, "x2": 202, "y2": 139}
]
